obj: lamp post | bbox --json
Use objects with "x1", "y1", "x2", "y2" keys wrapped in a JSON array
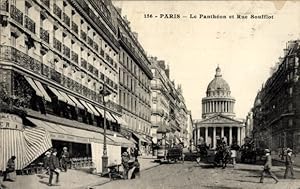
[{"x1": 100, "y1": 83, "x2": 111, "y2": 174}]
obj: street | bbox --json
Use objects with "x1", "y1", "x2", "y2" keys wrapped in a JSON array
[{"x1": 92, "y1": 162, "x2": 300, "y2": 189}]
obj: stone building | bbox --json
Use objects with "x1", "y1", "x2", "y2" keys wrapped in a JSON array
[
  {"x1": 150, "y1": 58, "x2": 191, "y2": 152},
  {"x1": 115, "y1": 8, "x2": 153, "y2": 155},
  {"x1": 194, "y1": 66, "x2": 245, "y2": 148},
  {"x1": 252, "y1": 40, "x2": 300, "y2": 153},
  {"x1": 0, "y1": 0, "x2": 139, "y2": 173}
]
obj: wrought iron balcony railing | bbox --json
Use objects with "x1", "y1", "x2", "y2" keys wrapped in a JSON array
[
  {"x1": 88, "y1": 63, "x2": 93, "y2": 73},
  {"x1": 0, "y1": 45, "x2": 41, "y2": 74},
  {"x1": 63, "y1": 45, "x2": 70, "y2": 58},
  {"x1": 24, "y1": 15, "x2": 35, "y2": 33},
  {"x1": 71, "y1": 21, "x2": 78, "y2": 34},
  {"x1": 53, "y1": 4, "x2": 62, "y2": 19},
  {"x1": 93, "y1": 42, "x2": 99, "y2": 52},
  {"x1": 40, "y1": 27, "x2": 49, "y2": 43},
  {"x1": 80, "y1": 30, "x2": 87, "y2": 41},
  {"x1": 100, "y1": 49, "x2": 104, "y2": 57},
  {"x1": 53, "y1": 38, "x2": 62, "y2": 52},
  {"x1": 81, "y1": 58, "x2": 87, "y2": 69},
  {"x1": 71, "y1": 51, "x2": 78, "y2": 64},
  {"x1": 10, "y1": 5, "x2": 23, "y2": 25},
  {"x1": 63, "y1": 13, "x2": 70, "y2": 27},
  {"x1": 87, "y1": 36, "x2": 93, "y2": 47}
]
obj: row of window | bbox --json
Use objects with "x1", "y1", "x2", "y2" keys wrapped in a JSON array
[{"x1": 123, "y1": 112, "x2": 151, "y2": 135}]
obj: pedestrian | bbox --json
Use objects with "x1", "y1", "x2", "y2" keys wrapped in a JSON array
[
  {"x1": 43, "y1": 151, "x2": 51, "y2": 175},
  {"x1": 60, "y1": 147, "x2": 70, "y2": 172},
  {"x1": 132, "y1": 158, "x2": 140, "y2": 179},
  {"x1": 284, "y1": 148, "x2": 295, "y2": 179},
  {"x1": 134, "y1": 147, "x2": 139, "y2": 159},
  {"x1": 230, "y1": 141, "x2": 240, "y2": 167},
  {"x1": 259, "y1": 149, "x2": 279, "y2": 184},
  {"x1": 48, "y1": 149, "x2": 60, "y2": 186},
  {"x1": 121, "y1": 152, "x2": 130, "y2": 179},
  {"x1": 3, "y1": 156, "x2": 16, "y2": 182}
]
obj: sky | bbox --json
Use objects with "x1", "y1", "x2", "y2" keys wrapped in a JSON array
[{"x1": 112, "y1": 1, "x2": 300, "y2": 120}]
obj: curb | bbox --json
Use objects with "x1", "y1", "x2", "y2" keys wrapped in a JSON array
[{"x1": 86, "y1": 164, "x2": 161, "y2": 189}]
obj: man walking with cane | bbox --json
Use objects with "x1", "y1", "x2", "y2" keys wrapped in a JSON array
[
  {"x1": 260, "y1": 149, "x2": 279, "y2": 184},
  {"x1": 284, "y1": 148, "x2": 295, "y2": 179}
]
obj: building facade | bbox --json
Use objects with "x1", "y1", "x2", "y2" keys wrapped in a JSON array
[
  {"x1": 194, "y1": 66, "x2": 245, "y2": 148},
  {"x1": 116, "y1": 8, "x2": 153, "y2": 155},
  {"x1": 0, "y1": 0, "x2": 139, "y2": 173},
  {"x1": 252, "y1": 40, "x2": 300, "y2": 153},
  {"x1": 150, "y1": 58, "x2": 191, "y2": 151}
]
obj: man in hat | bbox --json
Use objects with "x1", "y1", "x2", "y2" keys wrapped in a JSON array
[
  {"x1": 121, "y1": 152, "x2": 130, "y2": 179},
  {"x1": 260, "y1": 149, "x2": 279, "y2": 184},
  {"x1": 48, "y1": 149, "x2": 60, "y2": 186},
  {"x1": 284, "y1": 148, "x2": 295, "y2": 179},
  {"x1": 60, "y1": 147, "x2": 70, "y2": 172},
  {"x1": 43, "y1": 151, "x2": 51, "y2": 174}
]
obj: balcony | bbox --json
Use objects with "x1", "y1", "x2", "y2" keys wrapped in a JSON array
[
  {"x1": 0, "y1": 45, "x2": 41, "y2": 75},
  {"x1": 87, "y1": 36, "x2": 93, "y2": 47},
  {"x1": 105, "y1": 53, "x2": 109, "y2": 61},
  {"x1": 41, "y1": 0, "x2": 50, "y2": 8},
  {"x1": 24, "y1": 15, "x2": 35, "y2": 33},
  {"x1": 88, "y1": 63, "x2": 93, "y2": 73},
  {"x1": 63, "y1": 45, "x2": 70, "y2": 58},
  {"x1": 81, "y1": 58, "x2": 87, "y2": 69},
  {"x1": 53, "y1": 38, "x2": 62, "y2": 52},
  {"x1": 53, "y1": 4, "x2": 62, "y2": 19},
  {"x1": 71, "y1": 22, "x2": 78, "y2": 34},
  {"x1": 50, "y1": 69, "x2": 61, "y2": 83},
  {"x1": 10, "y1": 5, "x2": 23, "y2": 25},
  {"x1": 100, "y1": 73, "x2": 104, "y2": 80},
  {"x1": 71, "y1": 51, "x2": 78, "y2": 64},
  {"x1": 40, "y1": 27, "x2": 49, "y2": 43},
  {"x1": 100, "y1": 49, "x2": 104, "y2": 57},
  {"x1": 63, "y1": 13, "x2": 70, "y2": 27},
  {"x1": 80, "y1": 30, "x2": 87, "y2": 41},
  {"x1": 94, "y1": 69, "x2": 99, "y2": 77},
  {"x1": 151, "y1": 109, "x2": 164, "y2": 116},
  {"x1": 93, "y1": 42, "x2": 99, "y2": 52}
]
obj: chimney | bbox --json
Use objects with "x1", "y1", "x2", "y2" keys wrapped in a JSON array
[
  {"x1": 116, "y1": 7, "x2": 122, "y2": 14},
  {"x1": 158, "y1": 60, "x2": 165, "y2": 70},
  {"x1": 133, "y1": 32, "x2": 138, "y2": 40},
  {"x1": 165, "y1": 64, "x2": 170, "y2": 78}
]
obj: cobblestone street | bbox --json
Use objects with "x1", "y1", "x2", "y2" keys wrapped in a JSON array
[{"x1": 93, "y1": 162, "x2": 300, "y2": 189}]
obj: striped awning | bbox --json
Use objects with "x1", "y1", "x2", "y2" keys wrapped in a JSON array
[
  {"x1": 27, "y1": 117, "x2": 109, "y2": 144},
  {"x1": 111, "y1": 114, "x2": 128, "y2": 126},
  {"x1": 107, "y1": 135, "x2": 135, "y2": 148},
  {"x1": 48, "y1": 86, "x2": 66, "y2": 102},
  {"x1": 67, "y1": 95, "x2": 85, "y2": 110},
  {"x1": 33, "y1": 80, "x2": 52, "y2": 102},
  {"x1": 79, "y1": 99, "x2": 94, "y2": 114},
  {"x1": 0, "y1": 127, "x2": 52, "y2": 171},
  {"x1": 24, "y1": 76, "x2": 43, "y2": 97}
]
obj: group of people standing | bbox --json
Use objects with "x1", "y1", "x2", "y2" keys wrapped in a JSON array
[
  {"x1": 121, "y1": 147, "x2": 140, "y2": 180},
  {"x1": 43, "y1": 147, "x2": 70, "y2": 186}
]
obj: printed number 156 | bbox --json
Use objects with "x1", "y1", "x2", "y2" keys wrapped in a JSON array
[{"x1": 144, "y1": 14, "x2": 153, "y2": 18}]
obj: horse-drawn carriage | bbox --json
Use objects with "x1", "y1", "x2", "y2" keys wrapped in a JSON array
[{"x1": 157, "y1": 144, "x2": 183, "y2": 163}]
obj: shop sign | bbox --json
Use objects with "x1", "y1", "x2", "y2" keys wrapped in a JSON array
[{"x1": 0, "y1": 113, "x2": 23, "y2": 130}]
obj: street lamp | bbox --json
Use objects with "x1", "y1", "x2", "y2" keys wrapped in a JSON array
[{"x1": 100, "y1": 83, "x2": 111, "y2": 174}]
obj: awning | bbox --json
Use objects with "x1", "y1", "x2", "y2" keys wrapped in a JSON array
[
  {"x1": 132, "y1": 132, "x2": 147, "y2": 143},
  {"x1": 107, "y1": 135, "x2": 135, "y2": 148},
  {"x1": 33, "y1": 80, "x2": 52, "y2": 102},
  {"x1": 59, "y1": 90, "x2": 76, "y2": 107},
  {"x1": 24, "y1": 76, "x2": 43, "y2": 98},
  {"x1": 78, "y1": 99, "x2": 94, "y2": 114},
  {"x1": 0, "y1": 127, "x2": 52, "y2": 171},
  {"x1": 106, "y1": 112, "x2": 116, "y2": 122},
  {"x1": 94, "y1": 106, "x2": 104, "y2": 116},
  {"x1": 86, "y1": 102, "x2": 100, "y2": 116},
  {"x1": 48, "y1": 86, "x2": 66, "y2": 102},
  {"x1": 67, "y1": 95, "x2": 85, "y2": 110},
  {"x1": 110, "y1": 114, "x2": 128, "y2": 126},
  {"x1": 27, "y1": 117, "x2": 110, "y2": 144}
]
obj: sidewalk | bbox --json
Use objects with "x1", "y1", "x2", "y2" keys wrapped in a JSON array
[{"x1": 0, "y1": 157, "x2": 159, "y2": 189}]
